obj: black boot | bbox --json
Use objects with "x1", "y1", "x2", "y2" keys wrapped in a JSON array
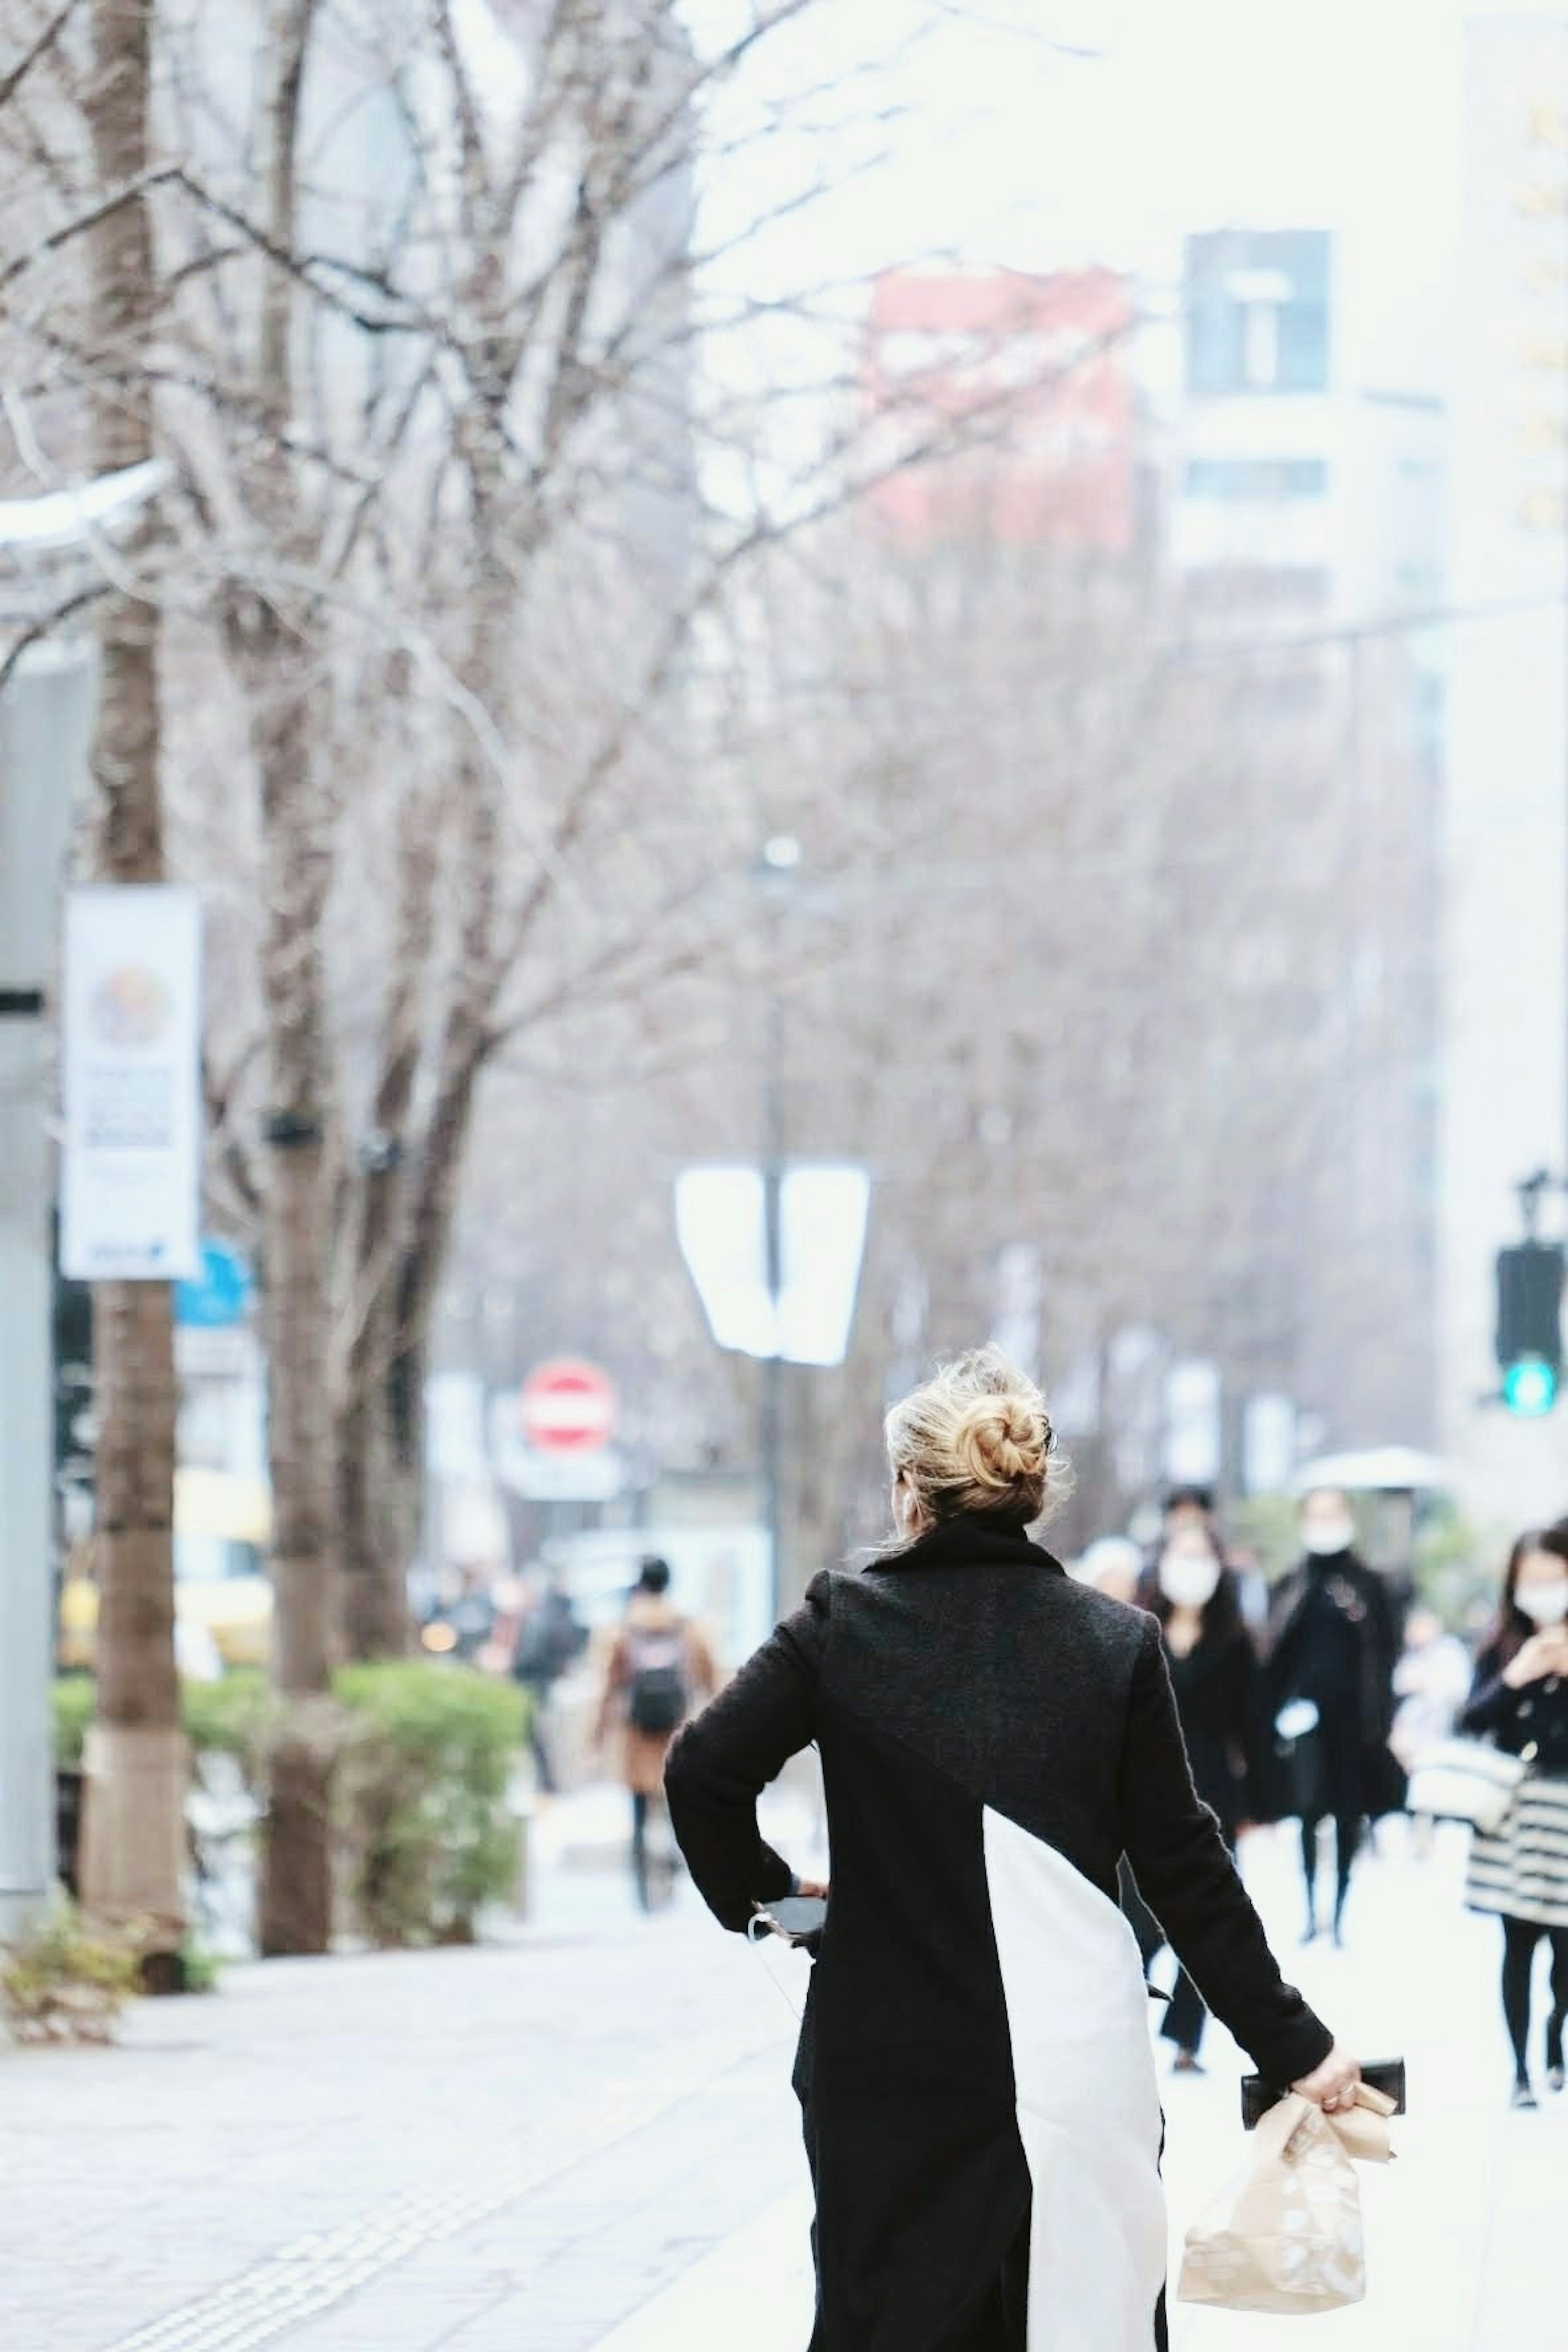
[{"x1": 1546, "y1": 2011, "x2": 1566, "y2": 2096}]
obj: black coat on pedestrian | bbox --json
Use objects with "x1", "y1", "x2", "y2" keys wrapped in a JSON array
[
  {"x1": 1152, "y1": 1584, "x2": 1266, "y2": 1841},
  {"x1": 1461, "y1": 1639, "x2": 1568, "y2": 1774},
  {"x1": 1265, "y1": 1549, "x2": 1403, "y2": 1822},
  {"x1": 666, "y1": 1514, "x2": 1331, "y2": 2352}
]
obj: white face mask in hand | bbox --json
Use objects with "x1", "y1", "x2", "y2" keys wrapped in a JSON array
[
  {"x1": 1160, "y1": 1554, "x2": 1221, "y2": 1611},
  {"x1": 1516, "y1": 1580, "x2": 1568, "y2": 1628}
]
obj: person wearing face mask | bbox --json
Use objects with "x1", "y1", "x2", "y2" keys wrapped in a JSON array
[
  {"x1": 1460, "y1": 1527, "x2": 1568, "y2": 2109},
  {"x1": 1141, "y1": 1523, "x2": 1266, "y2": 2074},
  {"x1": 1265, "y1": 1487, "x2": 1402, "y2": 1946}
]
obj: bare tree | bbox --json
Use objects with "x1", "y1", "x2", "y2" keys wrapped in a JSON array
[
  {"x1": 73, "y1": 0, "x2": 187, "y2": 1974},
  {"x1": 232, "y1": 0, "x2": 338, "y2": 1957}
]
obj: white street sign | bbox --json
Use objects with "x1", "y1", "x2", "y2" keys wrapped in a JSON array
[
  {"x1": 675, "y1": 1161, "x2": 870, "y2": 1368},
  {"x1": 486, "y1": 1391, "x2": 625, "y2": 1501},
  {"x1": 61, "y1": 886, "x2": 203, "y2": 1281}
]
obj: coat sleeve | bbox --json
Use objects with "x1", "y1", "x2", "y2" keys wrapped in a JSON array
[
  {"x1": 1366, "y1": 1570, "x2": 1401, "y2": 1741},
  {"x1": 665, "y1": 1572, "x2": 830, "y2": 1932},
  {"x1": 1119, "y1": 1615, "x2": 1334, "y2": 2085},
  {"x1": 1235, "y1": 1634, "x2": 1272, "y2": 1824},
  {"x1": 1263, "y1": 1574, "x2": 1304, "y2": 1704},
  {"x1": 1459, "y1": 1647, "x2": 1515, "y2": 1739}
]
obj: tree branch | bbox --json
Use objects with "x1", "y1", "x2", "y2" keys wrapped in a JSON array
[{"x1": 0, "y1": 0, "x2": 86, "y2": 112}]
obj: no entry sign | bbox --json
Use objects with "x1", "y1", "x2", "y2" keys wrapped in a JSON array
[{"x1": 520, "y1": 1359, "x2": 616, "y2": 1454}]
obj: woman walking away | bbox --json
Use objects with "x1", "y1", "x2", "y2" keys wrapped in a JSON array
[
  {"x1": 1265, "y1": 1486, "x2": 1402, "y2": 1946},
  {"x1": 595, "y1": 1559, "x2": 719, "y2": 1911},
  {"x1": 1141, "y1": 1519, "x2": 1266, "y2": 2076},
  {"x1": 1461, "y1": 1528, "x2": 1568, "y2": 2109},
  {"x1": 666, "y1": 1349, "x2": 1358, "y2": 2352}
]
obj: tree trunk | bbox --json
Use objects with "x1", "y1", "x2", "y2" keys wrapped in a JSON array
[
  {"x1": 236, "y1": 0, "x2": 334, "y2": 1957},
  {"x1": 336, "y1": 1358, "x2": 412, "y2": 1661},
  {"x1": 77, "y1": 0, "x2": 187, "y2": 1964},
  {"x1": 336, "y1": 764, "x2": 429, "y2": 1661},
  {"x1": 249, "y1": 627, "x2": 336, "y2": 1956}
]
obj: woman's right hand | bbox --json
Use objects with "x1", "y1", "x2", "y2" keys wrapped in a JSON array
[
  {"x1": 1503, "y1": 1630, "x2": 1568, "y2": 1689},
  {"x1": 1291, "y1": 2042, "x2": 1362, "y2": 2115}
]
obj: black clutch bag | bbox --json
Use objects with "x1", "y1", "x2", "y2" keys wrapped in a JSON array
[{"x1": 1241, "y1": 2058, "x2": 1406, "y2": 2131}]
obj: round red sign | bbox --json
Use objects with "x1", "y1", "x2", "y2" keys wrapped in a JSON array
[{"x1": 520, "y1": 1358, "x2": 616, "y2": 1454}]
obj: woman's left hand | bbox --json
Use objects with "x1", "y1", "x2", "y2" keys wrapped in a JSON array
[
  {"x1": 795, "y1": 1878, "x2": 830, "y2": 1900},
  {"x1": 1292, "y1": 2042, "x2": 1362, "y2": 2115}
]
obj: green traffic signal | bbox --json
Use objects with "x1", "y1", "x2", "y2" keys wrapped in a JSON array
[{"x1": 1503, "y1": 1354, "x2": 1559, "y2": 1417}]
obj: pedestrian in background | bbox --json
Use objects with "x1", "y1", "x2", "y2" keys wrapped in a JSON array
[
  {"x1": 1391, "y1": 1604, "x2": 1473, "y2": 1826},
  {"x1": 445, "y1": 1562, "x2": 499, "y2": 1665},
  {"x1": 594, "y1": 1557, "x2": 719, "y2": 1910},
  {"x1": 511, "y1": 1572, "x2": 588, "y2": 1796},
  {"x1": 668, "y1": 1349, "x2": 1357, "y2": 2352},
  {"x1": 1266, "y1": 1486, "x2": 1402, "y2": 1945},
  {"x1": 1074, "y1": 1532, "x2": 1163, "y2": 1966},
  {"x1": 1460, "y1": 1528, "x2": 1568, "y2": 2109},
  {"x1": 1150, "y1": 1484, "x2": 1267, "y2": 1630},
  {"x1": 1072, "y1": 1534, "x2": 1143, "y2": 1606},
  {"x1": 1142, "y1": 1518, "x2": 1265, "y2": 2074}
]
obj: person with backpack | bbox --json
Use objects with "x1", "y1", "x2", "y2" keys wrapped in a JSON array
[{"x1": 595, "y1": 1558, "x2": 719, "y2": 1909}]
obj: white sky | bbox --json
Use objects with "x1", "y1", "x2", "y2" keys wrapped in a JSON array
[{"x1": 693, "y1": 0, "x2": 1568, "y2": 397}]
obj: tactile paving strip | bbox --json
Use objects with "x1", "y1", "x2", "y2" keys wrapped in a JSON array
[{"x1": 93, "y1": 2075, "x2": 699, "y2": 2352}]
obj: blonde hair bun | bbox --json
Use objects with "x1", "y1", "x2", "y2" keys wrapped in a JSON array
[
  {"x1": 952, "y1": 1392, "x2": 1048, "y2": 1494},
  {"x1": 885, "y1": 1346, "x2": 1062, "y2": 1528}
]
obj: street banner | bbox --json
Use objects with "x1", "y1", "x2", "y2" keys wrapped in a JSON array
[
  {"x1": 675, "y1": 1160, "x2": 870, "y2": 1367},
  {"x1": 61, "y1": 886, "x2": 203, "y2": 1282}
]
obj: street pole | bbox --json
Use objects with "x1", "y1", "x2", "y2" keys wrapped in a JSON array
[{"x1": 0, "y1": 641, "x2": 98, "y2": 1939}]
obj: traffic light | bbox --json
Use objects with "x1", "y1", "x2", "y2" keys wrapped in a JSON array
[
  {"x1": 1503, "y1": 1356, "x2": 1558, "y2": 1416},
  {"x1": 1496, "y1": 1240, "x2": 1564, "y2": 1415}
]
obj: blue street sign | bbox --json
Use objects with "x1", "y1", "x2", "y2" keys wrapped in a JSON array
[{"x1": 176, "y1": 1240, "x2": 252, "y2": 1329}]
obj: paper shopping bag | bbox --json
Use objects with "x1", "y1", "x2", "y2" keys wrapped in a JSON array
[{"x1": 1178, "y1": 2085, "x2": 1396, "y2": 2317}]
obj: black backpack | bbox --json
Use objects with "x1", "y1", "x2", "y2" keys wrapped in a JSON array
[{"x1": 626, "y1": 1624, "x2": 689, "y2": 1735}]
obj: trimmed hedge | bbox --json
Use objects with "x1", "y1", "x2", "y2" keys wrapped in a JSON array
[
  {"x1": 51, "y1": 1671, "x2": 272, "y2": 1773},
  {"x1": 335, "y1": 1663, "x2": 527, "y2": 1947},
  {"x1": 51, "y1": 1663, "x2": 528, "y2": 1951}
]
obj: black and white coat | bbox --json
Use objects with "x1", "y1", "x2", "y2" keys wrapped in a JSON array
[{"x1": 666, "y1": 1515, "x2": 1332, "y2": 2352}]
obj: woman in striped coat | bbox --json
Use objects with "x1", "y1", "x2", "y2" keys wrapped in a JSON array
[{"x1": 1462, "y1": 1526, "x2": 1568, "y2": 2109}]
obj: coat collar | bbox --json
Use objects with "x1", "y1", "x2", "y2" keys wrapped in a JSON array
[{"x1": 872, "y1": 1512, "x2": 1064, "y2": 1579}]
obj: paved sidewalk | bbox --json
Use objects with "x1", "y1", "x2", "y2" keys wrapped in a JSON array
[
  {"x1": 3, "y1": 1798, "x2": 1563, "y2": 2351},
  {"x1": 585, "y1": 1822, "x2": 1568, "y2": 2352}
]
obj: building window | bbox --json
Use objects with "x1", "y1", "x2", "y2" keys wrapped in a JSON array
[
  {"x1": 1185, "y1": 231, "x2": 1332, "y2": 396},
  {"x1": 1182, "y1": 566, "x2": 1331, "y2": 611},
  {"x1": 1184, "y1": 458, "x2": 1328, "y2": 499}
]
